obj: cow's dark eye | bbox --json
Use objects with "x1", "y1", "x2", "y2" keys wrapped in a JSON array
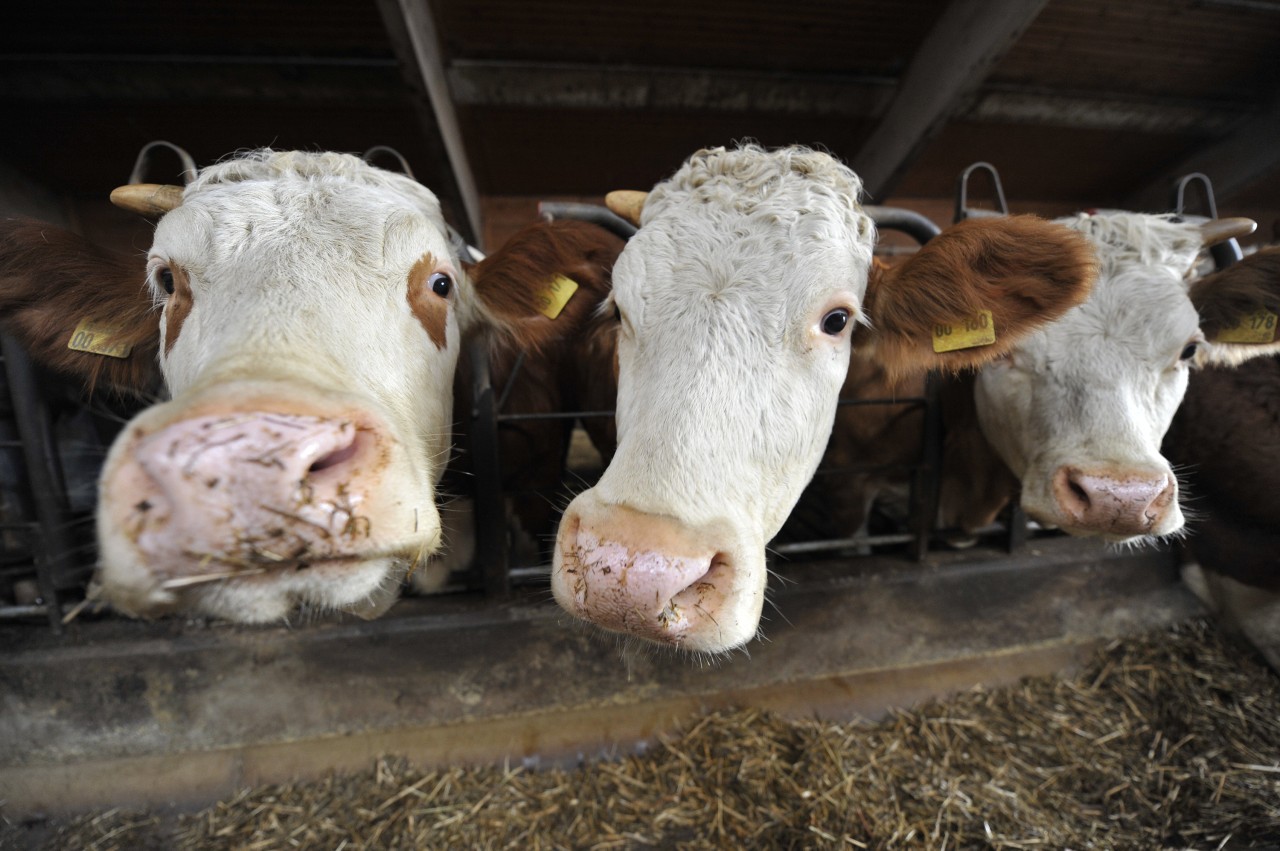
[
  {"x1": 821, "y1": 308, "x2": 850, "y2": 335},
  {"x1": 1180, "y1": 342, "x2": 1199, "y2": 361},
  {"x1": 157, "y1": 267, "x2": 174, "y2": 295},
  {"x1": 429, "y1": 272, "x2": 452, "y2": 298}
]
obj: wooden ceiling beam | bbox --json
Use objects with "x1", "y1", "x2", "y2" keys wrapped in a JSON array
[
  {"x1": 375, "y1": 0, "x2": 482, "y2": 245},
  {"x1": 852, "y1": 0, "x2": 1050, "y2": 200},
  {"x1": 448, "y1": 60, "x2": 897, "y2": 116},
  {"x1": 0, "y1": 57, "x2": 402, "y2": 103},
  {"x1": 1124, "y1": 95, "x2": 1280, "y2": 211}
]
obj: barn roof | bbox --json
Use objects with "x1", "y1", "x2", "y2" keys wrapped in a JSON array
[{"x1": 3, "y1": 0, "x2": 1278, "y2": 246}]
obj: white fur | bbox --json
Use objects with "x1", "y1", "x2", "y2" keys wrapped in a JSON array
[
  {"x1": 97, "y1": 150, "x2": 466, "y2": 621},
  {"x1": 974, "y1": 212, "x2": 1208, "y2": 542},
  {"x1": 554, "y1": 145, "x2": 875, "y2": 651}
]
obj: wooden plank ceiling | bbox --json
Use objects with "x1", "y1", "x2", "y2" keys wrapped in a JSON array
[{"x1": 1, "y1": 0, "x2": 1277, "y2": 246}]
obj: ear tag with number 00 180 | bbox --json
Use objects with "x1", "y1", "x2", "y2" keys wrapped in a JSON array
[{"x1": 932, "y1": 310, "x2": 996, "y2": 353}]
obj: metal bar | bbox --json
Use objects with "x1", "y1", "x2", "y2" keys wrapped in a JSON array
[
  {"x1": 465, "y1": 339, "x2": 511, "y2": 598},
  {"x1": 865, "y1": 206, "x2": 943, "y2": 244},
  {"x1": 495, "y1": 351, "x2": 526, "y2": 414},
  {"x1": 955, "y1": 162, "x2": 1010, "y2": 222},
  {"x1": 772, "y1": 533, "x2": 917, "y2": 556},
  {"x1": 497, "y1": 409, "x2": 613, "y2": 423},
  {"x1": 908, "y1": 372, "x2": 944, "y2": 561},
  {"x1": 498, "y1": 396, "x2": 927, "y2": 424},
  {"x1": 1, "y1": 336, "x2": 68, "y2": 632},
  {"x1": 538, "y1": 202, "x2": 638, "y2": 240},
  {"x1": 1006, "y1": 503, "x2": 1030, "y2": 552},
  {"x1": 378, "y1": 0, "x2": 483, "y2": 245}
]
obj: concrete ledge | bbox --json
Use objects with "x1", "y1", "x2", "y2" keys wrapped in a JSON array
[{"x1": 0, "y1": 537, "x2": 1201, "y2": 815}]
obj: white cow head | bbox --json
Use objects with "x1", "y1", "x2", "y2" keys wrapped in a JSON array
[
  {"x1": 552, "y1": 144, "x2": 1098, "y2": 654},
  {"x1": 973, "y1": 211, "x2": 1272, "y2": 542},
  {"x1": 0, "y1": 150, "x2": 564, "y2": 622}
]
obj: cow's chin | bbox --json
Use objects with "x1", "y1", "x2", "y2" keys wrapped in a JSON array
[{"x1": 93, "y1": 549, "x2": 423, "y2": 623}]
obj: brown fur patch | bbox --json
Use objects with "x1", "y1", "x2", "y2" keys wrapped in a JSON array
[
  {"x1": 0, "y1": 218, "x2": 159, "y2": 394},
  {"x1": 792, "y1": 358, "x2": 926, "y2": 538},
  {"x1": 573, "y1": 310, "x2": 622, "y2": 465},
  {"x1": 163, "y1": 264, "x2": 193, "y2": 355},
  {"x1": 407, "y1": 252, "x2": 449, "y2": 350},
  {"x1": 860, "y1": 216, "x2": 1098, "y2": 381},
  {"x1": 468, "y1": 220, "x2": 626, "y2": 353},
  {"x1": 1164, "y1": 355, "x2": 1280, "y2": 590},
  {"x1": 447, "y1": 220, "x2": 625, "y2": 547},
  {"x1": 936, "y1": 370, "x2": 1020, "y2": 533}
]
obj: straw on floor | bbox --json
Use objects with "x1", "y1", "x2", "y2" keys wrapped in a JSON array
[{"x1": 22, "y1": 618, "x2": 1280, "y2": 850}]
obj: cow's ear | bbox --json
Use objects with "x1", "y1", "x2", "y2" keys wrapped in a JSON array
[
  {"x1": 859, "y1": 216, "x2": 1097, "y2": 380},
  {"x1": 1192, "y1": 248, "x2": 1280, "y2": 365},
  {"x1": 0, "y1": 218, "x2": 160, "y2": 395},
  {"x1": 464, "y1": 219, "x2": 624, "y2": 351}
]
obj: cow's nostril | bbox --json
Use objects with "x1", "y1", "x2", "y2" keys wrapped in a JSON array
[
  {"x1": 308, "y1": 439, "x2": 359, "y2": 474},
  {"x1": 1068, "y1": 478, "x2": 1090, "y2": 506}
]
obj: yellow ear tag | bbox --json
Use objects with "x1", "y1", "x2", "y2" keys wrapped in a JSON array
[
  {"x1": 932, "y1": 310, "x2": 996, "y2": 353},
  {"x1": 67, "y1": 319, "x2": 133, "y2": 359},
  {"x1": 1214, "y1": 307, "x2": 1279, "y2": 344},
  {"x1": 537, "y1": 274, "x2": 579, "y2": 320}
]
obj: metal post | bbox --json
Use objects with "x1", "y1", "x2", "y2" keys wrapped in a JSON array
[
  {"x1": 1006, "y1": 503, "x2": 1030, "y2": 553},
  {"x1": 1, "y1": 335, "x2": 69, "y2": 631},
  {"x1": 466, "y1": 338, "x2": 510, "y2": 598},
  {"x1": 908, "y1": 372, "x2": 944, "y2": 561}
]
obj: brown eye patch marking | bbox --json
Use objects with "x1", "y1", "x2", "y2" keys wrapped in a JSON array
[
  {"x1": 163, "y1": 264, "x2": 194, "y2": 355},
  {"x1": 407, "y1": 252, "x2": 449, "y2": 350}
]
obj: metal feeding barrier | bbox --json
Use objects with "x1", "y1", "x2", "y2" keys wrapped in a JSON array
[
  {"x1": 4, "y1": 183, "x2": 1049, "y2": 630},
  {"x1": 1173, "y1": 172, "x2": 1244, "y2": 270}
]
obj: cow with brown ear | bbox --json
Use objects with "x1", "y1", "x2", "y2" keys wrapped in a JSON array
[
  {"x1": 0, "y1": 149, "x2": 621, "y2": 622},
  {"x1": 800, "y1": 211, "x2": 1266, "y2": 549},
  {"x1": 1162, "y1": 247, "x2": 1280, "y2": 672},
  {"x1": 552, "y1": 144, "x2": 1099, "y2": 655}
]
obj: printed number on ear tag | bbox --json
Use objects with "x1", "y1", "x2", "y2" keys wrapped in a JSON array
[
  {"x1": 1215, "y1": 308, "x2": 1279, "y2": 344},
  {"x1": 67, "y1": 319, "x2": 133, "y2": 359},
  {"x1": 537, "y1": 275, "x2": 579, "y2": 320},
  {"x1": 932, "y1": 310, "x2": 996, "y2": 353}
]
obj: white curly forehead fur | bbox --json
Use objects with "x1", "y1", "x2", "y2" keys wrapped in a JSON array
[
  {"x1": 1056, "y1": 211, "x2": 1203, "y2": 276},
  {"x1": 642, "y1": 144, "x2": 875, "y2": 252},
  {"x1": 184, "y1": 148, "x2": 448, "y2": 234}
]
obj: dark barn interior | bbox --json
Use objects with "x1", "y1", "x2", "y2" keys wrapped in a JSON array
[{"x1": 1, "y1": 0, "x2": 1279, "y2": 840}]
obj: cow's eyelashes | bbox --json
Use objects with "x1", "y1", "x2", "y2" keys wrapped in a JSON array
[
  {"x1": 428, "y1": 271, "x2": 452, "y2": 298},
  {"x1": 821, "y1": 308, "x2": 851, "y2": 335}
]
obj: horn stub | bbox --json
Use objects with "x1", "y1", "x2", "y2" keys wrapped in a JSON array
[
  {"x1": 605, "y1": 190, "x2": 648, "y2": 228},
  {"x1": 110, "y1": 183, "x2": 184, "y2": 216},
  {"x1": 1199, "y1": 216, "x2": 1257, "y2": 247}
]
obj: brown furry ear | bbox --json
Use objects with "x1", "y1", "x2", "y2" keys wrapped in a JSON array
[
  {"x1": 465, "y1": 220, "x2": 624, "y2": 351},
  {"x1": 860, "y1": 216, "x2": 1097, "y2": 380},
  {"x1": 1192, "y1": 248, "x2": 1280, "y2": 365},
  {"x1": 0, "y1": 218, "x2": 159, "y2": 394}
]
